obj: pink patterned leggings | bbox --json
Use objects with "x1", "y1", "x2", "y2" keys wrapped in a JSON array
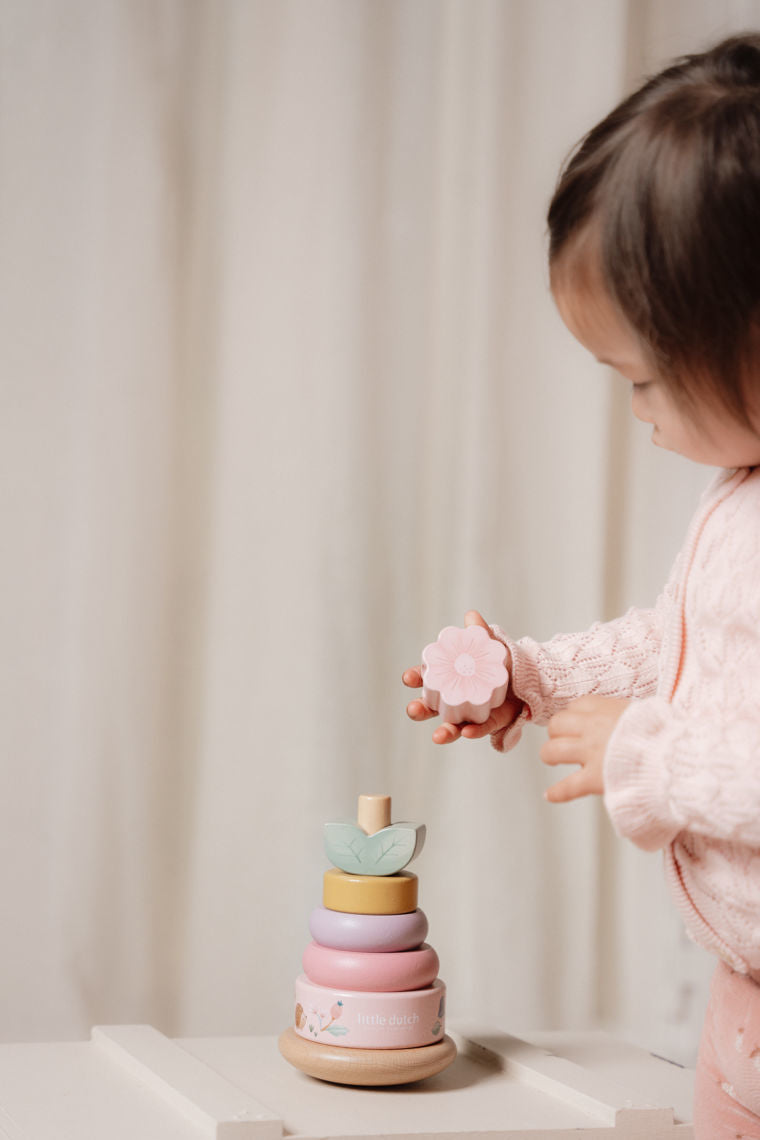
[{"x1": 694, "y1": 962, "x2": 760, "y2": 1139}]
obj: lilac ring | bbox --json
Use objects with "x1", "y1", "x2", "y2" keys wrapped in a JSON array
[{"x1": 308, "y1": 906, "x2": 428, "y2": 953}]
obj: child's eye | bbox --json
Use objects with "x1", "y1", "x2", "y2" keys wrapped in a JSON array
[{"x1": 632, "y1": 381, "x2": 652, "y2": 392}]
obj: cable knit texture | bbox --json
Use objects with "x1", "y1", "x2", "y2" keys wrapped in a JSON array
[{"x1": 493, "y1": 466, "x2": 760, "y2": 977}]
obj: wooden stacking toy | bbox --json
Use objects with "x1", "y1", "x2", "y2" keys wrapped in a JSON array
[
  {"x1": 278, "y1": 794, "x2": 457, "y2": 1086},
  {"x1": 421, "y1": 624, "x2": 508, "y2": 724}
]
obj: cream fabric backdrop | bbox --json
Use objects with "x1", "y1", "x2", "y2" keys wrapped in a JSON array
[{"x1": 2, "y1": 0, "x2": 759, "y2": 1064}]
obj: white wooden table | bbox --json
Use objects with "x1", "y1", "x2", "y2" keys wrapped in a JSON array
[{"x1": 0, "y1": 1024, "x2": 694, "y2": 1139}]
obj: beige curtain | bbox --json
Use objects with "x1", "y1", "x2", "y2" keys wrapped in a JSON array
[{"x1": 2, "y1": 0, "x2": 758, "y2": 1063}]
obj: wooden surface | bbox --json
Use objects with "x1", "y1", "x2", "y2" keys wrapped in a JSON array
[
  {"x1": 0, "y1": 1023, "x2": 695, "y2": 1139},
  {"x1": 278, "y1": 1026, "x2": 457, "y2": 1085}
]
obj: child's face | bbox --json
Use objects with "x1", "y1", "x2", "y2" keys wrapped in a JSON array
[{"x1": 552, "y1": 276, "x2": 760, "y2": 468}]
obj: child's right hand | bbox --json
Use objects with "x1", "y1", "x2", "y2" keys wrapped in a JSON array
[{"x1": 403, "y1": 610, "x2": 524, "y2": 745}]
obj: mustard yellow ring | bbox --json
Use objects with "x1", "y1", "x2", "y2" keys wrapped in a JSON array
[{"x1": 323, "y1": 868, "x2": 418, "y2": 915}]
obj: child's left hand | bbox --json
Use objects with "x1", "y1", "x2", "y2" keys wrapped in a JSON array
[{"x1": 541, "y1": 696, "x2": 631, "y2": 803}]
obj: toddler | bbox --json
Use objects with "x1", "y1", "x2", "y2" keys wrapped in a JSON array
[{"x1": 404, "y1": 34, "x2": 760, "y2": 1139}]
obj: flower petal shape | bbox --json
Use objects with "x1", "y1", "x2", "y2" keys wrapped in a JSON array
[{"x1": 421, "y1": 625, "x2": 508, "y2": 724}]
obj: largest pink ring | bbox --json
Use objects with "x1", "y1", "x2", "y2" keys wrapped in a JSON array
[
  {"x1": 309, "y1": 906, "x2": 428, "y2": 952},
  {"x1": 294, "y1": 974, "x2": 446, "y2": 1049},
  {"x1": 303, "y1": 941, "x2": 439, "y2": 992}
]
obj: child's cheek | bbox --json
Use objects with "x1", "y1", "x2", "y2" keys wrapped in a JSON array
[{"x1": 631, "y1": 389, "x2": 654, "y2": 424}]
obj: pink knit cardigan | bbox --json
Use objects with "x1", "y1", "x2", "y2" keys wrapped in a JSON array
[{"x1": 494, "y1": 466, "x2": 760, "y2": 977}]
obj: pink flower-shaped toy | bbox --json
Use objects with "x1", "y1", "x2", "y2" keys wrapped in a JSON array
[{"x1": 421, "y1": 625, "x2": 509, "y2": 724}]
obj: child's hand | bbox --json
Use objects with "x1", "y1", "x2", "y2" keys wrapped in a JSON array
[
  {"x1": 541, "y1": 696, "x2": 631, "y2": 803},
  {"x1": 403, "y1": 610, "x2": 523, "y2": 745}
]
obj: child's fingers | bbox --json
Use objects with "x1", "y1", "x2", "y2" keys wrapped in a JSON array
[
  {"x1": 545, "y1": 769, "x2": 590, "y2": 803},
  {"x1": 464, "y1": 610, "x2": 494, "y2": 634},
  {"x1": 460, "y1": 720, "x2": 493, "y2": 739},
  {"x1": 461, "y1": 693, "x2": 524, "y2": 740},
  {"x1": 406, "y1": 698, "x2": 437, "y2": 722},
  {"x1": 432, "y1": 722, "x2": 461, "y2": 745},
  {"x1": 540, "y1": 735, "x2": 583, "y2": 767},
  {"x1": 460, "y1": 709, "x2": 508, "y2": 738},
  {"x1": 402, "y1": 667, "x2": 423, "y2": 688},
  {"x1": 546, "y1": 709, "x2": 584, "y2": 738}
]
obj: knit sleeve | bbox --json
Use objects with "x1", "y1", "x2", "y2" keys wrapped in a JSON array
[
  {"x1": 604, "y1": 470, "x2": 760, "y2": 851},
  {"x1": 488, "y1": 578, "x2": 673, "y2": 752},
  {"x1": 606, "y1": 467, "x2": 760, "y2": 852},
  {"x1": 604, "y1": 699, "x2": 760, "y2": 852}
]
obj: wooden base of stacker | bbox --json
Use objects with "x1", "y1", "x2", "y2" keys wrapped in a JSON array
[{"x1": 278, "y1": 1026, "x2": 457, "y2": 1086}]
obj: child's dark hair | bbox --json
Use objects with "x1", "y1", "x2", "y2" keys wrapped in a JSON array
[{"x1": 548, "y1": 34, "x2": 760, "y2": 424}]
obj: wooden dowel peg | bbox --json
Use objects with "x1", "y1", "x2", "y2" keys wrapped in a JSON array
[{"x1": 357, "y1": 794, "x2": 391, "y2": 835}]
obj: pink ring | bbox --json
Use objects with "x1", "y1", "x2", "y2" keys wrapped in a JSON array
[
  {"x1": 308, "y1": 906, "x2": 428, "y2": 952},
  {"x1": 294, "y1": 974, "x2": 446, "y2": 1049},
  {"x1": 303, "y1": 941, "x2": 439, "y2": 992}
]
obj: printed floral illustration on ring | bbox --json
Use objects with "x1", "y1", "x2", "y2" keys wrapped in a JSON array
[
  {"x1": 432, "y1": 992, "x2": 445, "y2": 1036},
  {"x1": 305, "y1": 999, "x2": 348, "y2": 1038}
]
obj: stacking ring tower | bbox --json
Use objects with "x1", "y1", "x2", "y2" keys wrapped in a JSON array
[{"x1": 278, "y1": 794, "x2": 457, "y2": 1086}]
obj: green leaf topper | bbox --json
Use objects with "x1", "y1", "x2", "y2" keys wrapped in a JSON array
[{"x1": 324, "y1": 821, "x2": 426, "y2": 875}]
